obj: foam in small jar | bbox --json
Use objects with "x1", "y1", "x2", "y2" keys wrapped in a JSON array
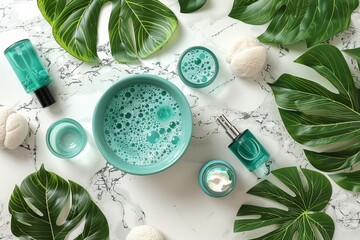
[{"x1": 180, "y1": 49, "x2": 217, "y2": 84}]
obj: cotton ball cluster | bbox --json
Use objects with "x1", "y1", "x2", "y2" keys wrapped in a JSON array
[
  {"x1": 227, "y1": 36, "x2": 267, "y2": 78},
  {"x1": 126, "y1": 225, "x2": 164, "y2": 240},
  {"x1": 0, "y1": 107, "x2": 28, "y2": 150}
]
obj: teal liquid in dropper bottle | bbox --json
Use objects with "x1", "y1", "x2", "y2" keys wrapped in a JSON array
[{"x1": 217, "y1": 115, "x2": 270, "y2": 172}]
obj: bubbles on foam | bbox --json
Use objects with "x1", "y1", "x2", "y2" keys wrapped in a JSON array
[
  {"x1": 169, "y1": 121, "x2": 176, "y2": 129},
  {"x1": 157, "y1": 106, "x2": 173, "y2": 121},
  {"x1": 147, "y1": 131, "x2": 160, "y2": 144},
  {"x1": 180, "y1": 49, "x2": 216, "y2": 84},
  {"x1": 103, "y1": 84, "x2": 183, "y2": 166},
  {"x1": 171, "y1": 136, "x2": 180, "y2": 145}
]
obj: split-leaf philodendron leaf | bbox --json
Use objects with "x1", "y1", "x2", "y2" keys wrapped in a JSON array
[
  {"x1": 234, "y1": 167, "x2": 334, "y2": 240},
  {"x1": 37, "y1": 0, "x2": 178, "y2": 63},
  {"x1": 9, "y1": 165, "x2": 109, "y2": 239},
  {"x1": 178, "y1": 0, "x2": 207, "y2": 13},
  {"x1": 270, "y1": 44, "x2": 360, "y2": 192},
  {"x1": 229, "y1": 0, "x2": 359, "y2": 47}
]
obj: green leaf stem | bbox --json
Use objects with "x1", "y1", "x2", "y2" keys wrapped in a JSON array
[
  {"x1": 178, "y1": 0, "x2": 207, "y2": 13},
  {"x1": 234, "y1": 167, "x2": 334, "y2": 240},
  {"x1": 37, "y1": 0, "x2": 178, "y2": 63},
  {"x1": 270, "y1": 44, "x2": 360, "y2": 191},
  {"x1": 229, "y1": 0, "x2": 359, "y2": 47},
  {"x1": 8, "y1": 165, "x2": 109, "y2": 240}
]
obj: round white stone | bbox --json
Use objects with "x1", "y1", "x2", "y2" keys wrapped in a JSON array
[
  {"x1": 126, "y1": 225, "x2": 164, "y2": 240},
  {"x1": 0, "y1": 107, "x2": 28, "y2": 150},
  {"x1": 227, "y1": 36, "x2": 267, "y2": 78}
]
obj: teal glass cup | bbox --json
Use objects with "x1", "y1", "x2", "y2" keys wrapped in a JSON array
[{"x1": 46, "y1": 118, "x2": 87, "y2": 159}]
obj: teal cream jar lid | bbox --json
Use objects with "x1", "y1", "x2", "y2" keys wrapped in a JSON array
[
  {"x1": 46, "y1": 118, "x2": 87, "y2": 159},
  {"x1": 199, "y1": 160, "x2": 237, "y2": 198},
  {"x1": 177, "y1": 46, "x2": 219, "y2": 88}
]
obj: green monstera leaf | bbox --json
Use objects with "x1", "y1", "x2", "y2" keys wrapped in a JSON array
[
  {"x1": 229, "y1": 0, "x2": 359, "y2": 47},
  {"x1": 8, "y1": 165, "x2": 109, "y2": 239},
  {"x1": 270, "y1": 44, "x2": 360, "y2": 192},
  {"x1": 234, "y1": 167, "x2": 334, "y2": 240},
  {"x1": 178, "y1": 0, "x2": 207, "y2": 13},
  {"x1": 37, "y1": 0, "x2": 178, "y2": 63}
]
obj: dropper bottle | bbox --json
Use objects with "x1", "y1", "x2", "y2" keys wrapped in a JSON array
[
  {"x1": 217, "y1": 115, "x2": 270, "y2": 172},
  {"x1": 4, "y1": 39, "x2": 55, "y2": 108}
]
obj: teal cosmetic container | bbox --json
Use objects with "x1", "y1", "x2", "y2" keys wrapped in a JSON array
[
  {"x1": 217, "y1": 115, "x2": 270, "y2": 172},
  {"x1": 198, "y1": 160, "x2": 237, "y2": 198},
  {"x1": 4, "y1": 39, "x2": 55, "y2": 108},
  {"x1": 177, "y1": 46, "x2": 219, "y2": 88},
  {"x1": 46, "y1": 118, "x2": 87, "y2": 159}
]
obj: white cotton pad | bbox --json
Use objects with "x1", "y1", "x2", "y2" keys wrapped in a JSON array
[
  {"x1": 0, "y1": 107, "x2": 28, "y2": 150},
  {"x1": 227, "y1": 36, "x2": 267, "y2": 78},
  {"x1": 126, "y1": 225, "x2": 164, "y2": 240}
]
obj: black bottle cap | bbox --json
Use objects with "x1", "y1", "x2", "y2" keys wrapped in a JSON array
[{"x1": 34, "y1": 86, "x2": 55, "y2": 108}]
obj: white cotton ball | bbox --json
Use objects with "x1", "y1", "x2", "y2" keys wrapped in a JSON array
[
  {"x1": 226, "y1": 36, "x2": 261, "y2": 63},
  {"x1": 126, "y1": 225, "x2": 164, "y2": 240},
  {"x1": 0, "y1": 107, "x2": 28, "y2": 150}
]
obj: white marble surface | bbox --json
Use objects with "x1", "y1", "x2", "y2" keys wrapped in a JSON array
[{"x1": 0, "y1": 0, "x2": 360, "y2": 239}]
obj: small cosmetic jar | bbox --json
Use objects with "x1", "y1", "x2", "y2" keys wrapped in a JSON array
[
  {"x1": 198, "y1": 160, "x2": 237, "y2": 198},
  {"x1": 46, "y1": 118, "x2": 87, "y2": 159},
  {"x1": 177, "y1": 46, "x2": 219, "y2": 88}
]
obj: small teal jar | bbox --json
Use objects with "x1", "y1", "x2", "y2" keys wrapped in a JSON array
[
  {"x1": 46, "y1": 118, "x2": 87, "y2": 159},
  {"x1": 198, "y1": 160, "x2": 237, "y2": 198},
  {"x1": 177, "y1": 46, "x2": 219, "y2": 88}
]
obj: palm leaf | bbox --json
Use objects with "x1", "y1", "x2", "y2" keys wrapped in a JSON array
[
  {"x1": 178, "y1": 0, "x2": 207, "y2": 13},
  {"x1": 37, "y1": 0, "x2": 178, "y2": 63},
  {"x1": 234, "y1": 167, "x2": 334, "y2": 240},
  {"x1": 229, "y1": 0, "x2": 359, "y2": 47},
  {"x1": 269, "y1": 44, "x2": 360, "y2": 191},
  {"x1": 9, "y1": 165, "x2": 109, "y2": 239}
]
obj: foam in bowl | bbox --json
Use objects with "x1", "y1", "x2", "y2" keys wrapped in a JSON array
[
  {"x1": 103, "y1": 83, "x2": 183, "y2": 165},
  {"x1": 93, "y1": 74, "x2": 192, "y2": 175}
]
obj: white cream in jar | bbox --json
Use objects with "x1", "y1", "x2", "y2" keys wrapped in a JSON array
[{"x1": 206, "y1": 168, "x2": 232, "y2": 192}]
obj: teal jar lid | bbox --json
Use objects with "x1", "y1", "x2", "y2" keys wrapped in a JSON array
[
  {"x1": 198, "y1": 160, "x2": 237, "y2": 198},
  {"x1": 177, "y1": 46, "x2": 219, "y2": 88},
  {"x1": 46, "y1": 118, "x2": 87, "y2": 159}
]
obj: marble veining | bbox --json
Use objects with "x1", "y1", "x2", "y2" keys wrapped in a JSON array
[{"x1": 1, "y1": 0, "x2": 360, "y2": 239}]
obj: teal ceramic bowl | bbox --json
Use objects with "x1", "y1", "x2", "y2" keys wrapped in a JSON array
[{"x1": 93, "y1": 74, "x2": 193, "y2": 175}]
